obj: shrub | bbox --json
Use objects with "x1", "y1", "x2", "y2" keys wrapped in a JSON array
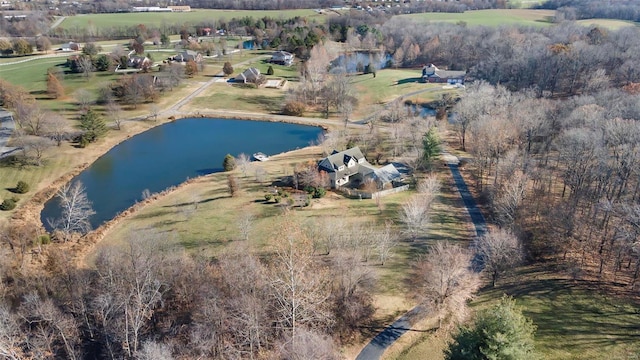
[
  {"x1": 313, "y1": 187, "x2": 326, "y2": 198},
  {"x1": 15, "y1": 180, "x2": 29, "y2": 194},
  {"x1": 266, "y1": 65, "x2": 274, "y2": 75},
  {"x1": 0, "y1": 198, "x2": 16, "y2": 211},
  {"x1": 223, "y1": 61, "x2": 234, "y2": 76},
  {"x1": 274, "y1": 196, "x2": 282, "y2": 203},
  {"x1": 264, "y1": 194, "x2": 273, "y2": 202},
  {"x1": 223, "y1": 154, "x2": 236, "y2": 171},
  {"x1": 283, "y1": 101, "x2": 306, "y2": 117},
  {"x1": 39, "y1": 234, "x2": 51, "y2": 245}
]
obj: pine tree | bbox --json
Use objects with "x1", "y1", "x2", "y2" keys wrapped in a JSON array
[
  {"x1": 445, "y1": 296, "x2": 538, "y2": 360},
  {"x1": 79, "y1": 108, "x2": 107, "y2": 143},
  {"x1": 223, "y1": 154, "x2": 236, "y2": 171},
  {"x1": 46, "y1": 72, "x2": 65, "y2": 99},
  {"x1": 422, "y1": 127, "x2": 441, "y2": 165}
]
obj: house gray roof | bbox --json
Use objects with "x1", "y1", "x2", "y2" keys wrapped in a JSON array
[
  {"x1": 235, "y1": 67, "x2": 261, "y2": 83},
  {"x1": 319, "y1": 147, "x2": 365, "y2": 172},
  {"x1": 423, "y1": 64, "x2": 465, "y2": 79},
  {"x1": 372, "y1": 164, "x2": 401, "y2": 184},
  {"x1": 318, "y1": 147, "x2": 372, "y2": 181}
]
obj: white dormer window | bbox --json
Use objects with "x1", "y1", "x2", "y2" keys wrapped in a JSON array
[
  {"x1": 357, "y1": 157, "x2": 365, "y2": 163},
  {"x1": 347, "y1": 158, "x2": 356, "y2": 167},
  {"x1": 338, "y1": 165, "x2": 345, "y2": 171}
]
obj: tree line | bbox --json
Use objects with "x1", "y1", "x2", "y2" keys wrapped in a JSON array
[{"x1": 538, "y1": 0, "x2": 640, "y2": 22}]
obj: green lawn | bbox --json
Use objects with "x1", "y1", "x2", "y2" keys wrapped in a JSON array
[
  {"x1": 397, "y1": 9, "x2": 555, "y2": 27},
  {"x1": 469, "y1": 267, "x2": 640, "y2": 360},
  {"x1": 59, "y1": 9, "x2": 324, "y2": 32},
  {"x1": 0, "y1": 57, "x2": 67, "y2": 92}
]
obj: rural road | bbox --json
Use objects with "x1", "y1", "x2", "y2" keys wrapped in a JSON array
[
  {"x1": 355, "y1": 154, "x2": 486, "y2": 360},
  {"x1": 0, "y1": 109, "x2": 16, "y2": 158}
]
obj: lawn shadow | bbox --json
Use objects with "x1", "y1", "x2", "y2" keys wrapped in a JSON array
[
  {"x1": 395, "y1": 77, "x2": 422, "y2": 85},
  {"x1": 240, "y1": 94, "x2": 284, "y2": 113}
]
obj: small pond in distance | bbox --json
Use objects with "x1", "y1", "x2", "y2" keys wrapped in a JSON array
[{"x1": 41, "y1": 118, "x2": 323, "y2": 230}]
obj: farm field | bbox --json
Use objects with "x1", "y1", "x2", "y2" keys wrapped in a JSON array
[
  {"x1": 59, "y1": 9, "x2": 324, "y2": 31},
  {"x1": 577, "y1": 18, "x2": 638, "y2": 30},
  {"x1": 398, "y1": 9, "x2": 555, "y2": 27}
]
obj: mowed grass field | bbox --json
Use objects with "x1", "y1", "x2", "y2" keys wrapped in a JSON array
[
  {"x1": 398, "y1": 9, "x2": 555, "y2": 27},
  {"x1": 60, "y1": 9, "x2": 323, "y2": 31},
  {"x1": 577, "y1": 18, "x2": 639, "y2": 30}
]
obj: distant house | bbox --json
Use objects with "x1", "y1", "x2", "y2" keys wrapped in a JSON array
[
  {"x1": 127, "y1": 54, "x2": 151, "y2": 69},
  {"x1": 168, "y1": 5, "x2": 191, "y2": 12},
  {"x1": 59, "y1": 42, "x2": 80, "y2": 52},
  {"x1": 270, "y1": 50, "x2": 294, "y2": 66},
  {"x1": 202, "y1": 27, "x2": 212, "y2": 36},
  {"x1": 235, "y1": 67, "x2": 261, "y2": 83},
  {"x1": 421, "y1": 64, "x2": 466, "y2": 84},
  {"x1": 318, "y1": 146, "x2": 403, "y2": 189},
  {"x1": 171, "y1": 50, "x2": 202, "y2": 63}
]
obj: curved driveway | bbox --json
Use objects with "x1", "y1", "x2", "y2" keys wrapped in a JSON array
[{"x1": 355, "y1": 156, "x2": 486, "y2": 360}]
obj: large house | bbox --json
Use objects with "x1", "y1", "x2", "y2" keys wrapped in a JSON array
[
  {"x1": 421, "y1": 64, "x2": 466, "y2": 84},
  {"x1": 171, "y1": 50, "x2": 202, "y2": 63},
  {"x1": 235, "y1": 67, "x2": 261, "y2": 83},
  {"x1": 270, "y1": 50, "x2": 294, "y2": 66},
  {"x1": 318, "y1": 147, "x2": 401, "y2": 189}
]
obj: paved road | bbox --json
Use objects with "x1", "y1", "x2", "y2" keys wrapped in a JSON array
[
  {"x1": 448, "y1": 163, "x2": 487, "y2": 238},
  {"x1": 355, "y1": 306, "x2": 426, "y2": 360},
  {"x1": 0, "y1": 110, "x2": 17, "y2": 158},
  {"x1": 355, "y1": 156, "x2": 486, "y2": 360}
]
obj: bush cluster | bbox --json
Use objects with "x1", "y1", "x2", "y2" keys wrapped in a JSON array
[
  {"x1": 1, "y1": 198, "x2": 17, "y2": 211},
  {"x1": 282, "y1": 101, "x2": 306, "y2": 117},
  {"x1": 15, "y1": 180, "x2": 29, "y2": 194}
]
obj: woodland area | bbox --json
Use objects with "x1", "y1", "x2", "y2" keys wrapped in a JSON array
[{"x1": 1, "y1": 4, "x2": 640, "y2": 359}]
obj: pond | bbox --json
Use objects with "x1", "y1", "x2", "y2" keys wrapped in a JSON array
[{"x1": 41, "y1": 118, "x2": 323, "y2": 230}]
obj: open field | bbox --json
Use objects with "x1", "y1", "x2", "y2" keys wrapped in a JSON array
[
  {"x1": 398, "y1": 9, "x2": 555, "y2": 27},
  {"x1": 59, "y1": 9, "x2": 323, "y2": 31},
  {"x1": 577, "y1": 18, "x2": 639, "y2": 30}
]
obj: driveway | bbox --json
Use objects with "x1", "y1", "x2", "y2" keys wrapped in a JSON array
[
  {"x1": 0, "y1": 109, "x2": 17, "y2": 158},
  {"x1": 354, "y1": 153, "x2": 487, "y2": 360}
]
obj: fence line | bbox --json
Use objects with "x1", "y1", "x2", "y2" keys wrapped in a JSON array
[{"x1": 339, "y1": 184, "x2": 409, "y2": 199}]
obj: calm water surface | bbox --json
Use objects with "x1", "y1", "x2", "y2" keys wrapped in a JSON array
[{"x1": 41, "y1": 118, "x2": 322, "y2": 230}]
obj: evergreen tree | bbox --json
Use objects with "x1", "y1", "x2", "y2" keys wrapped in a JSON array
[
  {"x1": 267, "y1": 65, "x2": 274, "y2": 76},
  {"x1": 445, "y1": 296, "x2": 538, "y2": 360},
  {"x1": 223, "y1": 154, "x2": 236, "y2": 171},
  {"x1": 94, "y1": 54, "x2": 111, "y2": 71},
  {"x1": 422, "y1": 127, "x2": 441, "y2": 164},
  {"x1": 79, "y1": 108, "x2": 107, "y2": 143}
]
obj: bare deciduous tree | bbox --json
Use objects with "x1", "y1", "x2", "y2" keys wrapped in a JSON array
[
  {"x1": 136, "y1": 341, "x2": 174, "y2": 360},
  {"x1": 400, "y1": 177, "x2": 439, "y2": 240},
  {"x1": 15, "y1": 102, "x2": 48, "y2": 136},
  {"x1": 106, "y1": 101, "x2": 124, "y2": 130},
  {"x1": 46, "y1": 113, "x2": 69, "y2": 146},
  {"x1": 236, "y1": 211, "x2": 254, "y2": 241},
  {"x1": 74, "y1": 89, "x2": 93, "y2": 111},
  {"x1": 269, "y1": 214, "x2": 333, "y2": 342},
  {"x1": 0, "y1": 304, "x2": 24, "y2": 360},
  {"x1": 48, "y1": 181, "x2": 95, "y2": 241},
  {"x1": 374, "y1": 222, "x2": 398, "y2": 265},
  {"x1": 474, "y1": 229, "x2": 524, "y2": 286},
  {"x1": 237, "y1": 153, "x2": 251, "y2": 177},
  {"x1": 417, "y1": 242, "x2": 480, "y2": 328}
]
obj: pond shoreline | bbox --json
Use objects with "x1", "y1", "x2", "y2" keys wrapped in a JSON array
[{"x1": 12, "y1": 112, "x2": 338, "y2": 257}]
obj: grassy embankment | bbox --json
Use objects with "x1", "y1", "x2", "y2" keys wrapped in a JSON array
[{"x1": 59, "y1": 9, "x2": 324, "y2": 31}]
